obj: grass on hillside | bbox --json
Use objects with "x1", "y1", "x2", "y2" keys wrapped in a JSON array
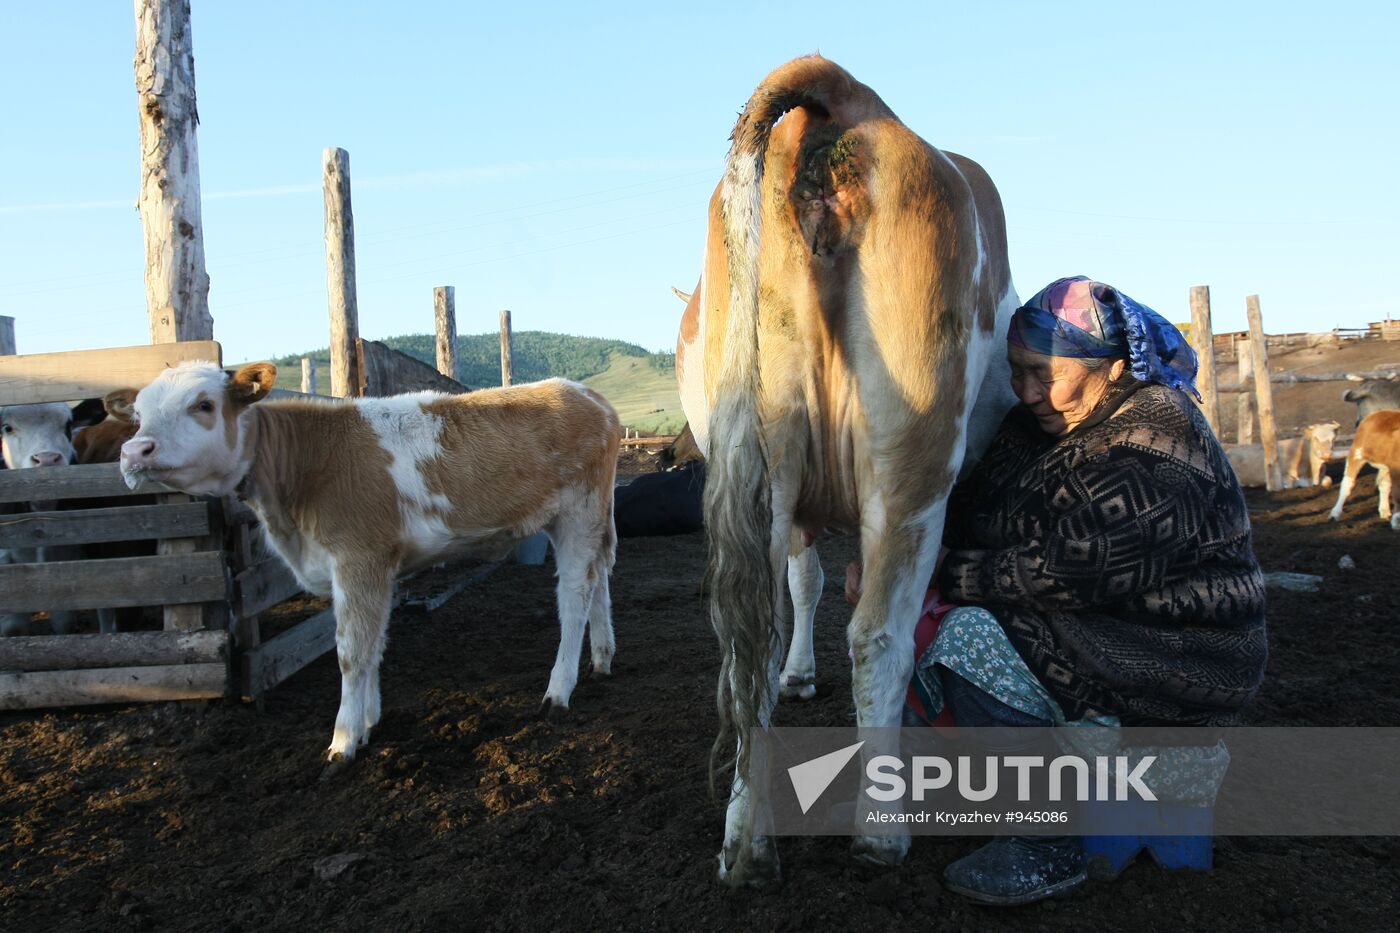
[
  {"x1": 582, "y1": 353, "x2": 685, "y2": 435},
  {"x1": 250, "y1": 350, "x2": 686, "y2": 435}
]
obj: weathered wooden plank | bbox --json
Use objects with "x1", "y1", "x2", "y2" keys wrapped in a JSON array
[
  {"x1": 0, "y1": 462, "x2": 175, "y2": 505},
  {"x1": 357, "y1": 338, "x2": 470, "y2": 397},
  {"x1": 1236, "y1": 337, "x2": 1254, "y2": 444},
  {"x1": 301, "y1": 357, "x2": 317, "y2": 395},
  {"x1": 0, "y1": 663, "x2": 226, "y2": 710},
  {"x1": 0, "y1": 341, "x2": 221, "y2": 407},
  {"x1": 157, "y1": 492, "x2": 222, "y2": 632},
  {"x1": 400, "y1": 560, "x2": 504, "y2": 613},
  {"x1": 1247, "y1": 295, "x2": 1283, "y2": 491},
  {"x1": 243, "y1": 607, "x2": 336, "y2": 698},
  {"x1": 325, "y1": 147, "x2": 361, "y2": 398},
  {"x1": 1189, "y1": 286, "x2": 1221, "y2": 436},
  {"x1": 434, "y1": 286, "x2": 457, "y2": 379},
  {"x1": 500, "y1": 309, "x2": 513, "y2": 387},
  {"x1": 1218, "y1": 368, "x2": 1400, "y2": 392},
  {"x1": 0, "y1": 553, "x2": 228, "y2": 613},
  {"x1": 0, "y1": 629, "x2": 227, "y2": 672},
  {"x1": 0, "y1": 502, "x2": 211, "y2": 550},
  {"x1": 135, "y1": 0, "x2": 213, "y2": 344},
  {"x1": 233, "y1": 556, "x2": 304, "y2": 621},
  {"x1": 619, "y1": 435, "x2": 679, "y2": 448}
]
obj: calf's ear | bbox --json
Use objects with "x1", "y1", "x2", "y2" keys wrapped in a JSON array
[
  {"x1": 71, "y1": 397, "x2": 109, "y2": 428},
  {"x1": 230, "y1": 363, "x2": 277, "y2": 407},
  {"x1": 103, "y1": 389, "x2": 139, "y2": 423}
]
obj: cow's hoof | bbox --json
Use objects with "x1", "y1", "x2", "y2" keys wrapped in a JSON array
[
  {"x1": 780, "y1": 677, "x2": 817, "y2": 702},
  {"x1": 320, "y1": 753, "x2": 354, "y2": 782},
  {"x1": 590, "y1": 663, "x2": 612, "y2": 678},
  {"x1": 716, "y1": 837, "x2": 781, "y2": 888},
  {"x1": 538, "y1": 697, "x2": 571, "y2": 721},
  {"x1": 851, "y1": 834, "x2": 909, "y2": 868}
]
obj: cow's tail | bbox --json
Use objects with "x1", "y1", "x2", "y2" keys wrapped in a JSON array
[{"x1": 706, "y1": 56, "x2": 889, "y2": 806}]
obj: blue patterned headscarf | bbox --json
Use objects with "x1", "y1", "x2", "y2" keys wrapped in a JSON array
[{"x1": 1007, "y1": 276, "x2": 1201, "y2": 401}]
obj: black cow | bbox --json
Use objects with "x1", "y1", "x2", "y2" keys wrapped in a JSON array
[{"x1": 613, "y1": 461, "x2": 704, "y2": 537}]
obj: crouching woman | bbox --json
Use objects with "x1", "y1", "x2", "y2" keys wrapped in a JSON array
[{"x1": 850, "y1": 277, "x2": 1267, "y2": 905}]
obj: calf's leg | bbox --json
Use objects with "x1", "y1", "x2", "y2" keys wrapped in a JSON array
[
  {"x1": 543, "y1": 526, "x2": 598, "y2": 709},
  {"x1": 780, "y1": 538, "x2": 822, "y2": 701},
  {"x1": 326, "y1": 560, "x2": 396, "y2": 768},
  {"x1": 1378, "y1": 466, "x2": 1393, "y2": 521}
]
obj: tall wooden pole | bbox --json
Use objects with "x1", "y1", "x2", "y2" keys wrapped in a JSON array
[
  {"x1": 301, "y1": 357, "x2": 317, "y2": 395},
  {"x1": 1246, "y1": 295, "x2": 1283, "y2": 491},
  {"x1": 323, "y1": 147, "x2": 361, "y2": 397},
  {"x1": 1189, "y1": 286, "x2": 1220, "y2": 436},
  {"x1": 1236, "y1": 337, "x2": 1255, "y2": 444},
  {"x1": 133, "y1": 0, "x2": 213, "y2": 343},
  {"x1": 0, "y1": 316, "x2": 14, "y2": 356},
  {"x1": 499, "y1": 309, "x2": 513, "y2": 387},
  {"x1": 434, "y1": 286, "x2": 457, "y2": 380}
]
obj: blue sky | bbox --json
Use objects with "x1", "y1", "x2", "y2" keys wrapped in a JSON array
[{"x1": 1, "y1": 1, "x2": 1396, "y2": 365}]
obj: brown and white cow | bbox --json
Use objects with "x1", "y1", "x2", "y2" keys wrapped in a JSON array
[
  {"x1": 678, "y1": 56, "x2": 1017, "y2": 883},
  {"x1": 1328, "y1": 410, "x2": 1400, "y2": 529},
  {"x1": 117, "y1": 362, "x2": 622, "y2": 769}
]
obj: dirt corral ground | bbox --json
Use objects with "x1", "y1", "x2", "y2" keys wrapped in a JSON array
[{"x1": 3, "y1": 469, "x2": 1400, "y2": 932}]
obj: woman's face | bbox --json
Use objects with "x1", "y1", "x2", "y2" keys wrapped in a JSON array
[{"x1": 1007, "y1": 347, "x2": 1126, "y2": 437}]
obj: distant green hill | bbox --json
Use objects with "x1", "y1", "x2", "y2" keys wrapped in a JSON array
[
  {"x1": 582, "y1": 352, "x2": 685, "y2": 435},
  {"x1": 263, "y1": 331, "x2": 684, "y2": 433}
]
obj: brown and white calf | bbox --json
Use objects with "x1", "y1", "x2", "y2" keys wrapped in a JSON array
[
  {"x1": 117, "y1": 362, "x2": 622, "y2": 766},
  {"x1": 1, "y1": 400, "x2": 108, "y2": 635},
  {"x1": 679, "y1": 56, "x2": 1017, "y2": 883},
  {"x1": 1328, "y1": 410, "x2": 1400, "y2": 529}
]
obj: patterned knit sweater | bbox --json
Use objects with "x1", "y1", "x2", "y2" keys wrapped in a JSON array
[{"x1": 936, "y1": 380, "x2": 1267, "y2": 725}]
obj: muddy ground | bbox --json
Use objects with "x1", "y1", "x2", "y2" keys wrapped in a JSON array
[{"x1": 3, "y1": 466, "x2": 1400, "y2": 932}]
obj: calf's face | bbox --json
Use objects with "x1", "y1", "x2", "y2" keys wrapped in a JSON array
[
  {"x1": 0, "y1": 402, "x2": 85, "y2": 469},
  {"x1": 117, "y1": 362, "x2": 276, "y2": 495}
]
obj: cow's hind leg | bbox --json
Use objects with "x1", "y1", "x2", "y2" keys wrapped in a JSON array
[
  {"x1": 717, "y1": 496, "x2": 794, "y2": 888},
  {"x1": 542, "y1": 521, "x2": 598, "y2": 710},
  {"x1": 1329, "y1": 454, "x2": 1366, "y2": 521},
  {"x1": 587, "y1": 557, "x2": 615, "y2": 676},
  {"x1": 780, "y1": 536, "x2": 822, "y2": 701},
  {"x1": 325, "y1": 560, "x2": 396, "y2": 775},
  {"x1": 847, "y1": 503, "x2": 945, "y2": 868}
]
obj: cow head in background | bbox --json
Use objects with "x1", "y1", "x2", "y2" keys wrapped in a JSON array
[
  {"x1": 116, "y1": 361, "x2": 277, "y2": 495},
  {"x1": 1343, "y1": 374, "x2": 1400, "y2": 427},
  {"x1": 0, "y1": 398, "x2": 107, "y2": 470}
]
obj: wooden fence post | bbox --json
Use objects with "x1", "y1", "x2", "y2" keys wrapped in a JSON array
[
  {"x1": 1189, "y1": 286, "x2": 1221, "y2": 436},
  {"x1": 134, "y1": 0, "x2": 213, "y2": 344},
  {"x1": 499, "y1": 309, "x2": 513, "y2": 387},
  {"x1": 301, "y1": 357, "x2": 316, "y2": 395},
  {"x1": 323, "y1": 147, "x2": 361, "y2": 398},
  {"x1": 0, "y1": 316, "x2": 14, "y2": 356},
  {"x1": 1236, "y1": 337, "x2": 1254, "y2": 444},
  {"x1": 434, "y1": 286, "x2": 457, "y2": 380},
  {"x1": 1246, "y1": 295, "x2": 1283, "y2": 491}
]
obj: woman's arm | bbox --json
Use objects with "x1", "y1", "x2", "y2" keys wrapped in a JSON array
[{"x1": 938, "y1": 448, "x2": 1210, "y2": 610}]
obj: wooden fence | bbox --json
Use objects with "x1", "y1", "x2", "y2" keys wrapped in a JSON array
[{"x1": 0, "y1": 342, "x2": 312, "y2": 709}]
